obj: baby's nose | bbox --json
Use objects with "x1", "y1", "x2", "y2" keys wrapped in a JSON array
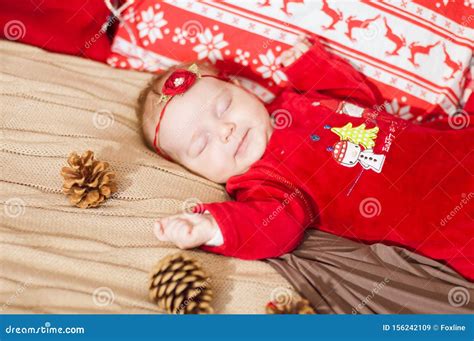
[{"x1": 219, "y1": 122, "x2": 235, "y2": 143}]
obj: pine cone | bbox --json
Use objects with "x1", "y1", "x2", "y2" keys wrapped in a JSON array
[
  {"x1": 266, "y1": 298, "x2": 315, "y2": 314},
  {"x1": 60, "y1": 150, "x2": 117, "y2": 209},
  {"x1": 149, "y1": 252, "x2": 214, "y2": 314}
]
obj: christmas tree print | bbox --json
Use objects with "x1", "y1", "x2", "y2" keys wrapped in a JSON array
[{"x1": 330, "y1": 123, "x2": 379, "y2": 149}]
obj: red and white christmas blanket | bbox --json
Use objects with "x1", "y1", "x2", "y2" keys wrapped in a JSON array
[{"x1": 108, "y1": 0, "x2": 474, "y2": 124}]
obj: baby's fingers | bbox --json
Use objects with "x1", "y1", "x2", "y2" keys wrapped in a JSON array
[
  {"x1": 154, "y1": 215, "x2": 181, "y2": 241},
  {"x1": 169, "y1": 220, "x2": 195, "y2": 248},
  {"x1": 154, "y1": 220, "x2": 169, "y2": 241},
  {"x1": 154, "y1": 215, "x2": 200, "y2": 249}
]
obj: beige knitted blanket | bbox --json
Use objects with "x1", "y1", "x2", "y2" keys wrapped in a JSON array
[{"x1": 0, "y1": 41, "x2": 292, "y2": 314}]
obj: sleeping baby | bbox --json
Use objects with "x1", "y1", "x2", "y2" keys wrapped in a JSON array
[{"x1": 136, "y1": 35, "x2": 474, "y2": 282}]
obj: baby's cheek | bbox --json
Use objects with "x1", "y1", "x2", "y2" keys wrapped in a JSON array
[
  {"x1": 209, "y1": 148, "x2": 235, "y2": 175},
  {"x1": 210, "y1": 149, "x2": 230, "y2": 170}
]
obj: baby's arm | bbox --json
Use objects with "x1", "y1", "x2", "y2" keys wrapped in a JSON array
[
  {"x1": 280, "y1": 34, "x2": 383, "y2": 107},
  {"x1": 155, "y1": 181, "x2": 314, "y2": 259}
]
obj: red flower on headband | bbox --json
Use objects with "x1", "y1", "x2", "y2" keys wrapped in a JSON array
[{"x1": 162, "y1": 69, "x2": 198, "y2": 96}]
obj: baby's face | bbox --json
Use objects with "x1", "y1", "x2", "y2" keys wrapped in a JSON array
[{"x1": 144, "y1": 76, "x2": 273, "y2": 183}]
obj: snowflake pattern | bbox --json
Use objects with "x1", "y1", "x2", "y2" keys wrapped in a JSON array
[
  {"x1": 122, "y1": 7, "x2": 136, "y2": 24},
  {"x1": 193, "y1": 28, "x2": 229, "y2": 64},
  {"x1": 234, "y1": 49, "x2": 250, "y2": 66},
  {"x1": 172, "y1": 27, "x2": 188, "y2": 45},
  {"x1": 256, "y1": 50, "x2": 288, "y2": 85},
  {"x1": 137, "y1": 7, "x2": 167, "y2": 44},
  {"x1": 384, "y1": 98, "x2": 413, "y2": 120},
  {"x1": 128, "y1": 57, "x2": 144, "y2": 70},
  {"x1": 464, "y1": 0, "x2": 474, "y2": 9}
]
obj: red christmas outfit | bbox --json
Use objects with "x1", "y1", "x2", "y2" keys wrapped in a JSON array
[{"x1": 194, "y1": 41, "x2": 474, "y2": 282}]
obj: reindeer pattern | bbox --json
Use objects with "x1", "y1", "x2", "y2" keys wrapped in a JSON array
[
  {"x1": 441, "y1": 43, "x2": 463, "y2": 81},
  {"x1": 344, "y1": 14, "x2": 380, "y2": 42},
  {"x1": 257, "y1": 0, "x2": 466, "y2": 84},
  {"x1": 383, "y1": 17, "x2": 406, "y2": 56},
  {"x1": 407, "y1": 41, "x2": 440, "y2": 67},
  {"x1": 321, "y1": 0, "x2": 343, "y2": 31},
  {"x1": 259, "y1": 0, "x2": 304, "y2": 16}
]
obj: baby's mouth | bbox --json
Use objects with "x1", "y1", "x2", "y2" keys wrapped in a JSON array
[{"x1": 235, "y1": 128, "x2": 250, "y2": 157}]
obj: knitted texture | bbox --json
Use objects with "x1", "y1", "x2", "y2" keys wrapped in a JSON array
[{"x1": 0, "y1": 41, "x2": 291, "y2": 314}]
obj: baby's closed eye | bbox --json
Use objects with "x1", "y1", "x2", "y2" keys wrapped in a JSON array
[
  {"x1": 216, "y1": 90, "x2": 232, "y2": 118},
  {"x1": 189, "y1": 133, "x2": 209, "y2": 157}
]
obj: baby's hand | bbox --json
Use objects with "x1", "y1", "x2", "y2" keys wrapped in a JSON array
[
  {"x1": 280, "y1": 34, "x2": 312, "y2": 67},
  {"x1": 154, "y1": 212, "x2": 219, "y2": 249}
]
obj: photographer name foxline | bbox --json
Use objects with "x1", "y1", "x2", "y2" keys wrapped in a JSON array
[
  {"x1": 382, "y1": 324, "x2": 466, "y2": 332},
  {"x1": 438, "y1": 324, "x2": 466, "y2": 331}
]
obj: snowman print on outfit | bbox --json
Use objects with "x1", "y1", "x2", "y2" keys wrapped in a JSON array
[
  {"x1": 327, "y1": 104, "x2": 387, "y2": 173},
  {"x1": 332, "y1": 140, "x2": 385, "y2": 173}
]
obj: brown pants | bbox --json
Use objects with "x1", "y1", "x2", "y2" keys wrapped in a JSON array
[{"x1": 266, "y1": 230, "x2": 474, "y2": 314}]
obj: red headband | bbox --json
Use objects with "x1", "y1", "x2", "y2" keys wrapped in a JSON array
[{"x1": 151, "y1": 64, "x2": 229, "y2": 161}]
